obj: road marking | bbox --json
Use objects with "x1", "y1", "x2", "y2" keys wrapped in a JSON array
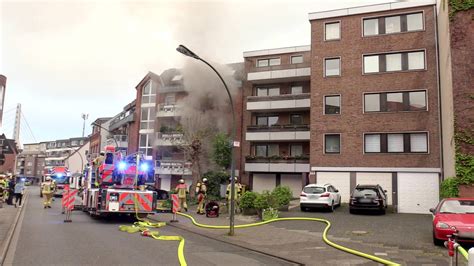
[{"x1": 374, "y1": 252, "x2": 388, "y2": 256}]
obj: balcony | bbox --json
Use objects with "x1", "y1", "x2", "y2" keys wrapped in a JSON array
[
  {"x1": 159, "y1": 85, "x2": 186, "y2": 94},
  {"x1": 155, "y1": 132, "x2": 184, "y2": 146},
  {"x1": 156, "y1": 104, "x2": 181, "y2": 117},
  {"x1": 247, "y1": 93, "x2": 310, "y2": 111},
  {"x1": 246, "y1": 124, "x2": 310, "y2": 141},
  {"x1": 247, "y1": 63, "x2": 311, "y2": 84},
  {"x1": 106, "y1": 135, "x2": 128, "y2": 148},
  {"x1": 109, "y1": 112, "x2": 135, "y2": 131},
  {"x1": 245, "y1": 156, "x2": 310, "y2": 173},
  {"x1": 155, "y1": 160, "x2": 192, "y2": 175}
]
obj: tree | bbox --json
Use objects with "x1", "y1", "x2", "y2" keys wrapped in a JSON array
[{"x1": 212, "y1": 132, "x2": 231, "y2": 170}]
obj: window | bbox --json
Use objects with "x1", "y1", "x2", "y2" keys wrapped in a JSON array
[
  {"x1": 364, "y1": 132, "x2": 428, "y2": 153},
  {"x1": 325, "y1": 134, "x2": 340, "y2": 154},
  {"x1": 290, "y1": 114, "x2": 303, "y2": 125},
  {"x1": 363, "y1": 18, "x2": 379, "y2": 36},
  {"x1": 255, "y1": 144, "x2": 279, "y2": 157},
  {"x1": 165, "y1": 95, "x2": 176, "y2": 105},
  {"x1": 407, "y1": 13, "x2": 423, "y2": 31},
  {"x1": 364, "y1": 55, "x2": 379, "y2": 73},
  {"x1": 364, "y1": 134, "x2": 381, "y2": 153},
  {"x1": 27, "y1": 162, "x2": 32, "y2": 166},
  {"x1": 139, "y1": 133, "x2": 154, "y2": 157},
  {"x1": 141, "y1": 81, "x2": 156, "y2": 104},
  {"x1": 257, "y1": 58, "x2": 280, "y2": 67},
  {"x1": 385, "y1": 16, "x2": 401, "y2": 34},
  {"x1": 364, "y1": 91, "x2": 426, "y2": 113},
  {"x1": 140, "y1": 106, "x2": 155, "y2": 130},
  {"x1": 291, "y1": 55, "x2": 303, "y2": 64},
  {"x1": 256, "y1": 116, "x2": 279, "y2": 126},
  {"x1": 325, "y1": 22, "x2": 340, "y2": 40},
  {"x1": 256, "y1": 87, "x2": 280, "y2": 96},
  {"x1": 363, "y1": 12, "x2": 423, "y2": 36},
  {"x1": 363, "y1": 51, "x2": 425, "y2": 74},
  {"x1": 408, "y1": 51, "x2": 425, "y2": 70},
  {"x1": 291, "y1": 86, "x2": 303, "y2": 94},
  {"x1": 290, "y1": 144, "x2": 303, "y2": 156},
  {"x1": 325, "y1": 58, "x2": 340, "y2": 77},
  {"x1": 324, "y1": 95, "x2": 340, "y2": 114}
]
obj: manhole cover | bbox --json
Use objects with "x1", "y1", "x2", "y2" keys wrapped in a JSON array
[{"x1": 351, "y1": 230, "x2": 368, "y2": 235}]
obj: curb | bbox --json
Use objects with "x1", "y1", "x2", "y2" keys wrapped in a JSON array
[
  {"x1": 0, "y1": 192, "x2": 28, "y2": 265},
  {"x1": 149, "y1": 216, "x2": 303, "y2": 266}
]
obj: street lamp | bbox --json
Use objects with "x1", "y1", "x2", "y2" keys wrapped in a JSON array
[{"x1": 176, "y1": 44, "x2": 237, "y2": 236}]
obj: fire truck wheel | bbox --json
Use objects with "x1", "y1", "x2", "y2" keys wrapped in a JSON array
[{"x1": 136, "y1": 213, "x2": 148, "y2": 219}]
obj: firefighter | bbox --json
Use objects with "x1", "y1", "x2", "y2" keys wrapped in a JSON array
[
  {"x1": 0, "y1": 175, "x2": 6, "y2": 208},
  {"x1": 226, "y1": 176, "x2": 242, "y2": 214},
  {"x1": 93, "y1": 152, "x2": 105, "y2": 187},
  {"x1": 175, "y1": 179, "x2": 188, "y2": 212},
  {"x1": 196, "y1": 178, "x2": 208, "y2": 215},
  {"x1": 41, "y1": 176, "x2": 54, "y2": 208}
]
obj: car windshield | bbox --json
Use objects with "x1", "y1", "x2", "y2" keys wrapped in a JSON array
[
  {"x1": 353, "y1": 188, "x2": 378, "y2": 197},
  {"x1": 439, "y1": 200, "x2": 474, "y2": 214},
  {"x1": 51, "y1": 175, "x2": 68, "y2": 184},
  {"x1": 303, "y1": 187, "x2": 325, "y2": 194}
]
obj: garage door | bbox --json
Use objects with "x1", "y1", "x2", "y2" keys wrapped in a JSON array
[
  {"x1": 160, "y1": 175, "x2": 171, "y2": 191},
  {"x1": 398, "y1": 173, "x2": 439, "y2": 214},
  {"x1": 281, "y1": 174, "x2": 302, "y2": 198},
  {"x1": 356, "y1": 173, "x2": 393, "y2": 205},
  {"x1": 317, "y1": 172, "x2": 351, "y2": 203},
  {"x1": 253, "y1": 173, "x2": 276, "y2": 193}
]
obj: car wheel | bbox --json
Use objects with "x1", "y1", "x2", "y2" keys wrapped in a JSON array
[
  {"x1": 433, "y1": 232, "x2": 444, "y2": 246},
  {"x1": 379, "y1": 208, "x2": 386, "y2": 215},
  {"x1": 349, "y1": 208, "x2": 356, "y2": 214}
]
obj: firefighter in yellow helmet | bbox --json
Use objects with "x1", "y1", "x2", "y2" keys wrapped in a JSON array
[
  {"x1": 175, "y1": 179, "x2": 188, "y2": 212},
  {"x1": 0, "y1": 175, "x2": 6, "y2": 208},
  {"x1": 196, "y1": 178, "x2": 208, "y2": 215},
  {"x1": 93, "y1": 151, "x2": 105, "y2": 187},
  {"x1": 226, "y1": 176, "x2": 242, "y2": 214},
  {"x1": 41, "y1": 176, "x2": 54, "y2": 208}
]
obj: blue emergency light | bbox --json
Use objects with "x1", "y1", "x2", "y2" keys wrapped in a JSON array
[
  {"x1": 118, "y1": 161, "x2": 127, "y2": 171},
  {"x1": 57, "y1": 173, "x2": 63, "y2": 178},
  {"x1": 140, "y1": 163, "x2": 149, "y2": 172}
]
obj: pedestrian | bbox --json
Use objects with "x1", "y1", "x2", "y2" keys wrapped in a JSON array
[
  {"x1": 41, "y1": 176, "x2": 54, "y2": 208},
  {"x1": 14, "y1": 179, "x2": 25, "y2": 208},
  {"x1": 195, "y1": 178, "x2": 208, "y2": 215},
  {"x1": 6, "y1": 176, "x2": 15, "y2": 205},
  {"x1": 175, "y1": 179, "x2": 188, "y2": 212}
]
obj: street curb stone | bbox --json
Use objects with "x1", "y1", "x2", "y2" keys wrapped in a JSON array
[{"x1": 0, "y1": 192, "x2": 28, "y2": 265}]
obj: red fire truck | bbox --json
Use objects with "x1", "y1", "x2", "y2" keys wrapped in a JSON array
[
  {"x1": 40, "y1": 166, "x2": 70, "y2": 197},
  {"x1": 80, "y1": 146, "x2": 157, "y2": 218}
]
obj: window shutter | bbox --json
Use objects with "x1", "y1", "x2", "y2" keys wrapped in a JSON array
[
  {"x1": 365, "y1": 134, "x2": 381, "y2": 153},
  {"x1": 410, "y1": 133, "x2": 428, "y2": 152},
  {"x1": 387, "y1": 134, "x2": 404, "y2": 152}
]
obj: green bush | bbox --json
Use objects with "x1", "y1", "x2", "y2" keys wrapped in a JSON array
[
  {"x1": 240, "y1": 191, "x2": 258, "y2": 209},
  {"x1": 202, "y1": 171, "x2": 229, "y2": 198},
  {"x1": 262, "y1": 207, "x2": 279, "y2": 221},
  {"x1": 440, "y1": 177, "x2": 459, "y2": 198},
  {"x1": 254, "y1": 190, "x2": 278, "y2": 210},
  {"x1": 272, "y1": 186, "x2": 293, "y2": 207}
]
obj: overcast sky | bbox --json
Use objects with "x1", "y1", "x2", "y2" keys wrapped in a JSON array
[{"x1": 1, "y1": 0, "x2": 389, "y2": 145}]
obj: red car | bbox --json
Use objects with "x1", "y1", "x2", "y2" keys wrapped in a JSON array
[{"x1": 430, "y1": 198, "x2": 474, "y2": 245}]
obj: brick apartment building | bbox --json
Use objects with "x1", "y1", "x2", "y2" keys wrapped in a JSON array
[
  {"x1": 105, "y1": 100, "x2": 136, "y2": 154},
  {"x1": 242, "y1": 46, "x2": 312, "y2": 198},
  {"x1": 307, "y1": 1, "x2": 440, "y2": 213},
  {"x1": 0, "y1": 134, "x2": 18, "y2": 175},
  {"x1": 16, "y1": 142, "x2": 46, "y2": 181},
  {"x1": 89, "y1": 117, "x2": 112, "y2": 157}
]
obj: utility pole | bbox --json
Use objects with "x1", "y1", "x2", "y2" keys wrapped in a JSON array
[
  {"x1": 81, "y1": 113, "x2": 89, "y2": 137},
  {"x1": 12, "y1": 103, "x2": 21, "y2": 144}
]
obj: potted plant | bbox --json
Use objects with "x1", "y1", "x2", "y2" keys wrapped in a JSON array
[
  {"x1": 240, "y1": 191, "x2": 258, "y2": 215},
  {"x1": 253, "y1": 190, "x2": 277, "y2": 219},
  {"x1": 272, "y1": 185, "x2": 293, "y2": 211}
]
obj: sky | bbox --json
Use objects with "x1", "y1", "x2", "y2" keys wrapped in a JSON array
[{"x1": 0, "y1": 0, "x2": 389, "y2": 145}]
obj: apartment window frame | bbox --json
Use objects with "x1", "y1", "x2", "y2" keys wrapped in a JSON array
[
  {"x1": 254, "y1": 144, "x2": 279, "y2": 157},
  {"x1": 324, "y1": 57, "x2": 341, "y2": 77},
  {"x1": 256, "y1": 57, "x2": 281, "y2": 67},
  {"x1": 324, "y1": 20, "x2": 341, "y2": 41},
  {"x1": 324, "y1": 134, "x2": 341, "y2": 154},
  {"x1": 256, "y1": 115, "x2": 279, "y2": 127},
  {"x1": 290, "y1": 144, "x2": 304, "y2": 156},
  {"x1": 289, "y1": 114, "x2": 304, "y2": 125},
  {"x1": 363, "y1": 132, "x2": 429, "y2": 154},
  {"x1": 361, "y1": 11, "x2": 425, "y2": 37},
  {"x1": 290, "y1": 55, "x2": 304, "y2": 64},
  {"x1": 362, "y1": 49, "x2": 427, "y2": 75},
  {"x1": 363, "y1": 89, "x2": 428, "y2": 113},
  {"x1": 290, "y1": 85, "x2": 303, "y2": 95},
  {"x1": 324, "y1": 94, "x2": 341, "y2": 115},
  {"x1": 141, "y1": 80, "x2": 156, "y2": 105},
  {"x1": 255, "y1": 86, "x2": 280, "y2": 97}
]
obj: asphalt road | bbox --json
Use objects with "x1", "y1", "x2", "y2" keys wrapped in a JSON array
[{"x1": 7, "y1": 187, "x2": 294, "y2": 266}]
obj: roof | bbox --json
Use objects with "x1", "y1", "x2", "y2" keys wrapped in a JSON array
[
  {"x1": 135, "y1": 71, "x2": 161, "y2": 89},
  {"x1": 64, "y1": 140, "x2": 90, "y2": 160},
  {"x1": 308, "y1": 0, "x2": 436, "y2": 21},
  {"x1": 243, "y1": 45, "x2": 310, "y2": 58},
  {"x1": 91, "y1": 117, "x2": 112, "y2": 125}
]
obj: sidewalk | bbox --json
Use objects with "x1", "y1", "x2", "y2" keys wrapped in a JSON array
[
  {"x1": 0, "y1": 202, "x2": 21, "y2": 263},
  {"x1": 149, "y1": 205, "x2": 450, "y2": 265}
]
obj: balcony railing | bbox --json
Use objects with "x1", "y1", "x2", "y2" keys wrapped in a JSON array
[
  {"x1": 247, "y1": 63, "x2": 311, "y2": 82},
  {"x1": 246, "y1": 93, "x2": 310, "y2": 111},
  {"x1": 247, "y1": 93, "x2": 310, "y2": 102},
  {"x1": 159, "y1": 85, "x2": 186, "y2": 94},
  {"x1": 155, "y1": 132, "x2": 184, "y2": 146},
  {"x1": 245, "y1": 155, "x2": 309, "y2": 164},
  {"x1": 156, "y1": 104, "x2": 181, "y2": 117},
  {"x1": 109, "y1": 112, "x2": 135, "y2": 131},
  {"x1": 155, "y1": 160, "x2": 192, "y2": 175},
  {"x1": 247, "y1": 124, "x2": 310, "y2": 132}
]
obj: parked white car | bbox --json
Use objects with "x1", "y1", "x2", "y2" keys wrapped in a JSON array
[{"x1": 300, "y1": 183, "x2": 341, "y2": 212}]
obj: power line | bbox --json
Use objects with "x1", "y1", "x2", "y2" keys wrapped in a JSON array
[{"x1": 20, "y1": 111, "x2": 37, "y2": 143}]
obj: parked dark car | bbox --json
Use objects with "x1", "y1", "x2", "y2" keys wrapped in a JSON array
[{"x1": 349, "y1": 184, "x2": 388, "y2": 214}]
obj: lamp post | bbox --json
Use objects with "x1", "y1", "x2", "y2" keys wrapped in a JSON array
[
  {"x1": 81, "y1": 113, "x2": 89, "y2": 138},
  {"x1": 176, "y1": 45, "x2": 237, "y2": 236}
]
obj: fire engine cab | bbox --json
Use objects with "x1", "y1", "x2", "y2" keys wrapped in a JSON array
[{"x1": 80, "y1": 146, "x2": 157, "y2": 218}]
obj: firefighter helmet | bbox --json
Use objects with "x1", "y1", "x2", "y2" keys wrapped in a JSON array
[{"x1": 179, "y1": 179, "x2": 185, "y2": 184}]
